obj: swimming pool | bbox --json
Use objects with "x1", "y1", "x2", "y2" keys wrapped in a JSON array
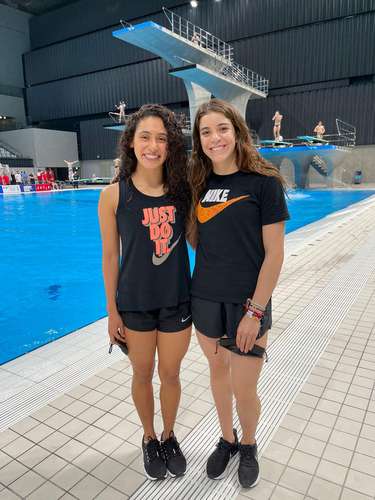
[{"x1": 1, "y1": 188, "x2": 374, "y2": 365}]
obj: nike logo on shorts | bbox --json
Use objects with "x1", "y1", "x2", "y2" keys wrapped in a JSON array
[
  {"x1": 197, "y1": 195, "x2": 249, "y2": 223},
  {"x1": 152, "y1": 234, "x2": 181, "y2": 266},
  {"x1": 181, "y1": 314, "x2": 191, "y2": 323}
]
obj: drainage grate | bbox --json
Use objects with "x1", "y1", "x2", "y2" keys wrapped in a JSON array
[{"x1": 130, "y1": 233, "x2": 375, "y2": 499}]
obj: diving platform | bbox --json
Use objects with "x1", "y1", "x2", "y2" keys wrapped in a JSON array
[
  {"x1": 259, "y1": 144, "x2": 349, "y2": 188},
  {"x1": 112, "y1": 8, "x2": 268, "y2": 120},
  {"x1": 260, "y1": 139, "x2": 293, "y2": 147},
  {"x1": 258, "y1": 120, "x2": 356, "y2": 188},
  {"x1": 297, "y1": 135, "x2": 329, "y2": 145}
]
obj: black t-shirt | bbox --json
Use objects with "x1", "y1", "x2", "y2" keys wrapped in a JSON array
[
  {"x1": 116, "y1": 179, "x2": 191, "y2": 311},
  {"x1": 191, "y1": 170, "x2": 290, "y2": 303}
]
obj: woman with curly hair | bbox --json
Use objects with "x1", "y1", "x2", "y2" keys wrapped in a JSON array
[
  {"x1": 98, "y1": 104, "x2": 191, "y2": 481},
  {"x1": 188, "y1": 99, "x2": 289, "y2": 488}
]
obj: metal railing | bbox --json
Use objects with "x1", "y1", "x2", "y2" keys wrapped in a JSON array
[
  {"x1": 0, "y1": 147, "x2": 16, "y2": 158},
  {"x1": 335, "y1": 118, "x2": 356, "y2": 146},
  {"x1": 175, "y1": 112, "x2": 191, "y2": 132},
  {"x1": 163, "y1": 7, "x2": 268, "y2": 95},
  {"x1": 220, "y1": 61, "x2": 269, "y2": 94},
  {"x1": 163, "y1": 7, "x2": 233, "y2": 62},
  {"x1": 0, "y1": 140, "x2": 20, "y2": 158},
  {"x1": 108, "y1": 112, "x2": 131, "y2": 125}
]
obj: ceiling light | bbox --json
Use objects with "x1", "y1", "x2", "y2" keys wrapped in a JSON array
[{"x1": 190, "y1": 0, "x2": 198, "y2": 7}]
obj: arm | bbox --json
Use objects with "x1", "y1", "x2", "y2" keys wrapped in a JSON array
[
  {"x1": 236, "y1": 221, "x2": 285, "y2": 352},
  {"x1": 98, "y1": 185, "x2": 125, "y2": 343}
]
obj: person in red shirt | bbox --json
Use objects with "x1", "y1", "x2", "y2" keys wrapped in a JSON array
[
  {"x1": 41, "y1": 169, "x2": 48, "y2": 183},
  {"x1": 47, "y1": 168, "x2": 58, "y2": 189},
  {"x1": 2, "y1": 174, "x2": 10, "y2": 185},
  {"x1": 37, "y1": 170, "x2": 43, "y2": 183}
]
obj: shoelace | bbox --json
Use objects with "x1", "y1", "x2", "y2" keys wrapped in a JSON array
[
  {"x1": 161, "y1": 436, "x2": 181, "y2": 459},
  {"x1": 239, "y1": 445, "x2": 257, "y2": 466},
  {"x1": 216, "y1": 437, "x2": 235, "y2": 454},
  {"x1": 145, "y1": 438, "x2": 161, "y2": 462}
]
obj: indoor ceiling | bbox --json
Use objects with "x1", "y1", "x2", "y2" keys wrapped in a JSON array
[{"x1": 0, "y1": 0, "x2": 79, "y2": 15}]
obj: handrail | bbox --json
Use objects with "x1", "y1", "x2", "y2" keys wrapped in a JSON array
[
  {"x1": 220, "y1": 60, "x2": 269, "y2": 94},
  {"x1": 162, "y1": 6, "x2": 268, "y2": 95},
  {"x1": 163, "y1": 6, "x2": 233, "y2": 62},
  {"x1": 335, "y1": 118, "x2": 356, "y2": 146}
]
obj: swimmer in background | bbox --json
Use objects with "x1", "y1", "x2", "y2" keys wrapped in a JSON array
[
  {"x1": 314, "y1": 121, "x2": 325, "y2": 140},
  {"x1": 272, "y1": 111, "x2": 283, "y2": 141},
  {"x1": 116, "y1": 100, "x2": 127, "y2": 123}
]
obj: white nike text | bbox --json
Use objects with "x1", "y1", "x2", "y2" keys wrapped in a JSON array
[{"x1": 201, "y1": 189, "x2": 230, "y2": 203}]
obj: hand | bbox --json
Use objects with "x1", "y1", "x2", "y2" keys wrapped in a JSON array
[
  {"x1": 108, "y1": 310, "x2": 126, "y2": 345},
  {"x1": 236, "y1": 315, "x2": 260, "y2": 353}
]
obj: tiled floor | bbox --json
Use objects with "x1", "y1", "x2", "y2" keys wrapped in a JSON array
[{"x1": 1, "y1": 194, "x2": 375, "y2": 499}]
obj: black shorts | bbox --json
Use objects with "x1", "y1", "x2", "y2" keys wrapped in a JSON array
[
  {"x1": 192, "y1": 297, "x2": 271, "y2": 340},
  {"x1": 120, "y1": 301, "x2": 192, "y2": 333}
]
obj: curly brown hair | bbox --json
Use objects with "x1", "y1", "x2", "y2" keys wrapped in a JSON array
[{"x1": 113, "y1": 103, "x2": 191, "y2": 219}]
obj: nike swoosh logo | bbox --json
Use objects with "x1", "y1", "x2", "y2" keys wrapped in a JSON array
[
  {"x1": 152, "y1": 234, "x2": 182, "y2": 266},
  {"x1": 181, "y1": 315, "x2": 191, "y2": 323},
  {"x1": 197, "y1": 195, "x2": 249, "y2": 223}
]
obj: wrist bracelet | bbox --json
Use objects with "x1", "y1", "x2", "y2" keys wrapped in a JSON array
[
  {"x1": 245, "y1": 309, "x2": 261, "y2": 321},
  {"x1": 245, "y1": 298, "x2": 266, "y2": 312}
]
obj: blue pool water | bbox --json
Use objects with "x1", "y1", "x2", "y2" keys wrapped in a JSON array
[{"x1": 1, "y1": 188, "x2": 374, "y2": 364}]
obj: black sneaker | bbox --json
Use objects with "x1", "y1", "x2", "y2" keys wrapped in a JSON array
[
  {"x1": 142, "y1": 436, "x2": 167, "y2": 480},
  {"x1": 238, "y1": 442, "x2": 260, "y2": 488},
  {"x1": 206, "y1": 429, "x2": 239, "y2": 479},
  {"x1": 160, "y1": 431, "x2": 187, "y2": 477}
]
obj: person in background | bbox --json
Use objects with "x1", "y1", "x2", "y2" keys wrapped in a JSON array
[
  {"x1": 47, "y1": 168, "x2": 58, "y2": 189},
  {"x1": 21, "y1": 171, "x2": 28, "y2": 185},
  {"x1": 10, "y1": 170, "x2": 16, "y2": 185},
  {"x1": 113, "y1": 158, "x2": 121, "y2": 179},
  {"x1": 15, "y1": 171, "x2": 22, "y2": 184},
  {"x1": 29, "y1": 172, "x2": 35, "y2": 185},
  {"x1": 314, "y1": 121, "x2": 325, "y2": 140},
  {"x1": 272, "y1": 111, "x2": 283, "y2": 141}
]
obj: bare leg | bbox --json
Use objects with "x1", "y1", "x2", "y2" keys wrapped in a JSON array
[
  {"x1": 126, "y1": 328, "x2": 157, "y2": 438},
  {"x1": 196, "y1": 331, "x2": 234, "y2": 442},
  {"x1": 157, "y1": 327, "x2": 191, "y2": 438},
  {"x1": 231, "y1": 333, "x2": 268, "y2": 444}
]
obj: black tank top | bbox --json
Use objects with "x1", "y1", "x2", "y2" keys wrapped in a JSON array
[{"x1": 116, "y1": 179, "x2": 191, "y2": 311}]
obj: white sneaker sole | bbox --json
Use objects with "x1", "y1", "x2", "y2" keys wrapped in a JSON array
[{"x1": 168, "y1": 469, "x2": 186, "y2": 478}]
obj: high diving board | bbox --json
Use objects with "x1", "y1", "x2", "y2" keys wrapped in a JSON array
[
  {"x1": 112, "y1": 15, "x2": 268, "y2": 120},
  {"x1": 297, "y1": 135, "x2": 329, "y2": 144},
  {"x1": 169, "y1": 64, "x2": 266, "y2": 113},
  {"x1": 113, "y1": 21, "x2": 230, "y2": 73}
]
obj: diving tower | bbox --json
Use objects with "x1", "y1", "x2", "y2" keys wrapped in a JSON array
[
  {"x1": 112, "y1": 8, "x2": 268, "y2": 121},
  {"x1": 257, "y1": 119, "x2": 356, "y2": 188}
]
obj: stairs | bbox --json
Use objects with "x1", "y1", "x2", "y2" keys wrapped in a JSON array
[
  {"x1": 311, "y1": 155, "x2": 328, "y2": 176},
  {"x1": 0, "y1": 140, "x2": 21, "y2": 159}
]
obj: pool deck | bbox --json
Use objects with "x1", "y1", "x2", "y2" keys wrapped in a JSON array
[{"x1": 1, "y1": 194, "x2": 375, "y2": 500}]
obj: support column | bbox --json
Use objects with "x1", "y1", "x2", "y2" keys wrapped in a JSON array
[
  {"x1": 183, "y1": 81, "x2": 211, "y2": 125},
  {"x1": 324, "y1": 158, "x2": 335, "y2": 187},
  {"x1": 292, "y1": 157, "x2": 311, "y2": 189}
]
